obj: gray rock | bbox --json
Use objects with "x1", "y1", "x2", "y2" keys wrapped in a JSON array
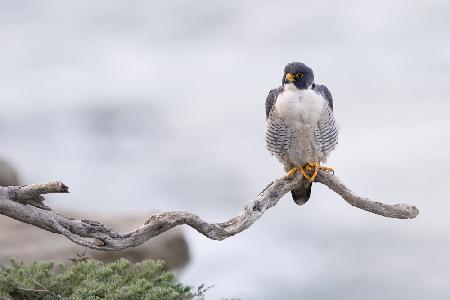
[{"x1": 0, "y1": 159, "x2": 20, "y2": 186}]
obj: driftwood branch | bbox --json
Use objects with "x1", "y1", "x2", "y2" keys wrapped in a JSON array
[{"x1": 0, "y1": 171, "x2": 419, "y2": 250}]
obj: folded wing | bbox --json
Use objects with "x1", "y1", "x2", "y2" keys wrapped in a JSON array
[{"x1": 314, "y1": 103, "x2": 338, "y2": 158}]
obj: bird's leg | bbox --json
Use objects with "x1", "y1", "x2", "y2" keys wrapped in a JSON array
[
  {"x1": 286, "y1": 164, "x2": 316, "y2": 181},
  {"x1": 301, "y1": 162, "x2": 318, "y2": 182},
  {"x1": 286, "y1": 166, "x2": 301, "y2": 178},
  {"x1": 286, "y1": 162, "x2": 334, "y2": 181},
  {"x1": 302, "y1": 162, "x2": 335, "y2": 182}
]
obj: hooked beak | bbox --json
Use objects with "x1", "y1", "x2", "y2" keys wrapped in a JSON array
[{"x1": 285, "y1": 73, "x2": 295, "y2": 83}]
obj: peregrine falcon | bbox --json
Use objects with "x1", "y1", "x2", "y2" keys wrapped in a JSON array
[{"x1": 265, "y1": 62, "x2": 338, "y2": 205}]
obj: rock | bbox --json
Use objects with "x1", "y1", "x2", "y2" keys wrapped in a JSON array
[
  {"x1": 0, "y1": 159, "x2": 20, "y2": 186},
  {"x1": 0, "y1": 212, "x2": 190, "y2": 270}
]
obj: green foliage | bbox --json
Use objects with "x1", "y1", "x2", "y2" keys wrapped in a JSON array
[{"x1": 0, "y1": 258, "x2": 190, "y2": 300}]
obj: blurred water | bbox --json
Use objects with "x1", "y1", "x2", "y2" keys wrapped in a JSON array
[{"x1": 1, "y1": 0, "x2": 450, "y2": 299}]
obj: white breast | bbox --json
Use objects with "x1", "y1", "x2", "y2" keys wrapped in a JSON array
[
  {"x1": 275, "y1": 84, "x2": 325, "y2": 126},
  {"x1": 272, "y1": 84, "x2": 327, "y2": 165}
]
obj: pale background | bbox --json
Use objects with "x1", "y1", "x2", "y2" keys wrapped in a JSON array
[{"x1": 1, "y1": 0, "x2": 449, "y2": 299}]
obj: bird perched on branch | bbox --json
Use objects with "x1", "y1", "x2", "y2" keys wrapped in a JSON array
[{"x1": 265, "y1": 62, "x2": 338, "y2": 205}]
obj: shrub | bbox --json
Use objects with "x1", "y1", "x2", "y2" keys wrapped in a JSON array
[{"x1": 0, "y1": 258, "x2": 190, "y2": 300}]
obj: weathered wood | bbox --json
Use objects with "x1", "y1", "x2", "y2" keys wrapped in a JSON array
[
  {"x1": 0, "y1": 171, "x2": 419, "y2": 250},
  {"x1": 0, "y1": 213, "x2": 190, "y2": 270}
]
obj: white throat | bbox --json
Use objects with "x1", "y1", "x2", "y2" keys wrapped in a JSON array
[
  {"x1": 275, "y1": 84, "x2": 325, "y2": 125},
  {"x1": 283, "y1": 83, "x2": 302, "y2": 91}
]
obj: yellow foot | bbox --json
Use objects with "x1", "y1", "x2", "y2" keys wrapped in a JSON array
[
  {"x1": 301, "y1": 161, "x2": 335, "y2": 182},
  {"x1": 286, "y1": 166, "x2": 301, "y2": 178},
  {"x1": 300, "y1": 162, "x2": 318, "y2": 182},
  {"x1": 286, "y1": 162, "x2": 334, "y2": 181}
]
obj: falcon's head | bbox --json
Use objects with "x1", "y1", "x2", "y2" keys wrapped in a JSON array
[{"x1": 282, "y1": 62, "x2": 314, "y2": 90}]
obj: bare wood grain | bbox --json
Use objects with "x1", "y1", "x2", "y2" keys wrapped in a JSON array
[{"x1": 0, "y1": 171, "x2": 418, "y2": 250}]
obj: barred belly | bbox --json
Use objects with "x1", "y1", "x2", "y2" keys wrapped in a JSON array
[{"x1": 287, "y1": 124, "x2": 321, "y2": 166}]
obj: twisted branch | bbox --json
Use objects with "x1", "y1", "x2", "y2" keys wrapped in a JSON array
[{"x1": 0, "y1": 171, "x2": 419, "y2": 250}]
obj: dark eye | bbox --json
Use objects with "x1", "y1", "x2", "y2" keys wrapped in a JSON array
[{"x1": 296, "y1": 73, "x2": 303, "y2": 78}]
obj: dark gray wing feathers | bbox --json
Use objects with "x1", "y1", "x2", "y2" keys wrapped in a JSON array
[
  {"x1": 313, "y1": 84, "x2": 333, "y2": 110},
  {"x1": 265, "y1": 86, "x2": 290, "y2": 158},
  {"x1": 314, "y1": 103, "x2": 338, "y2": 155},
  {"x1": 266, "y1": 115, "x2": 290, "y2": 156},
  {"x1": 265, "y1": 86, "x2": 284, "y2": 119}
]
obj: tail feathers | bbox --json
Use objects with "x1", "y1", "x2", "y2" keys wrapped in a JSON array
[{"x1": 291, "y1": 183, "x2": 312, "y2": 206}]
